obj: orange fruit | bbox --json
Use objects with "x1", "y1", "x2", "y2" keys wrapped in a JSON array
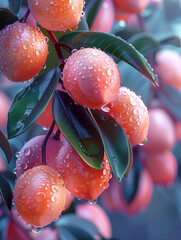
[
  {"x1": 155, "y1": 49, "x2": 181, "y2": 91},
  {"x1": 90, "y1": 0, "x2": 115, "y2": 33},
  {"x1": 16, "y1": 135, "x2": 63, "y2": 178},
  {"x1": 107, "y1": 87, "x2": 149, "y2": 145},
  {"x1": 28, "y1": 0, "x2": 84, "y2": 31},
  {"x1": 55, "y1": 136, "x2": 111, "y2": 200},
  {"x1": 0, "y1": 91, "x2": 11, "y2": 129},
  {"x1": 63, "y1": 48, "x2": 121, "y2": 109},
  {"x1": 113, "y1": 0, "x2": 150, "y2": 14},
  {"x1": 0, "y1": 23, "x2": 48, "y2": 82},
  {"x1": 144, "y1": 151, "x2": 178, "y2": 185},
  {"x1": 14, "y1": 165, "x2": 66, "y2": 227},
  {"x1": 76, "y1": 203, "x2": 112, "y2": 239},
  {"x1": 142, "y1": 108, "x2": 176, "y2": 153}
]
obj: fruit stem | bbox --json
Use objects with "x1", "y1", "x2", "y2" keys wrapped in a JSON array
[
  {"x1": 56, "y1": 42, "x2": 75, "y2": 52},
  {"x1": 53, "y1": 129, "x2": 61, "y2": 141},
  {"x1": 42, "y1": 121, "x2": 55, "y2": 165},
  {"x1": 137, "y1": 14, "x2": 145, "y2": 32},
  {"x1": 19, "y1": 9, "x2": 30, "y2": 23},
  {"x1": 47, "y1": 31, "x2": 65, "y2": 66}
]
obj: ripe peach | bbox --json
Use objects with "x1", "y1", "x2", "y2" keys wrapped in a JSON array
[
  {"x1": 155, "y1": 49, "x2": 181, "y2": 90},
  {"x1": 55, "y1": 136, "x2": 111, "y2": 200},
  {"x1": 142, "y1": 108, "x2": 176, "y2": 153},
  {"x1": 119, "y1": 168, "x2": 153, "y2": 215},
  {"x1": 16, "y1": 135, "x2": 63, "y2": 178},
  {"x1": 115, "y1": 8, "x2": 132, "y2": 21},
  {"x1": 63, "y1": 48, "x2": 121, "y2": 108},
  {"x1": 0, "y1": 23, "x2": 48, "y2": 82},
  {"x1": 14, "y1": 165, "x2": 66, "y2": 227},
  {"x1": 0, "y1": 91, "x2": 11, "y2": 129},
  {"x1": 76, "y1": 203, "x2": 112, "y2": 239},
  {"x1": 113, "y1": 0, "x2": 150, "y2": 14},
  {"x1": 28, "y1": 0, "x2": 84, "y2": 31},
  {"x1": 143, "y1": 151, "x2": 178, "y2": 185},
  {"x1": 106, "y1": 87, "x2": 149, "y2": 146},
  {"x1": 63, "y1": 190, "x2": 74, "y2": 212},
  {"x1": 90, "y1": 0, "x2": 115, "y2": 33}
]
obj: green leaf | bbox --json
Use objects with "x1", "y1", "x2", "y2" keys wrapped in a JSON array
[
  {"x1": 123, "y1": 161, "x2": 142, "y2": 204},
  {"x1": 56, "y1": 214, "x2": 100, "y2": 240},
  {"x1": 0, "y1": 173, "x2": 12, "y2": 214},
  {"x1": 8, "y1": 68, "x2": 60, "y2": 139},
  {"x1": 52, "y1": 90, "x2": 104, "y2": 170},
  {"x1": 125, "y1": 139, "x2": 133, "y2": 177},
  {"x1": 72, "y1": 32, "x2": 158, "y2": 86},
  {"x1": 0, "y1": 131, "x2": 13, "y2": 164},
  {"x1": 0, "y1": 8, "x2": 18, "y2": 30},
  {"x1": 59, "y1": 31, "x2": 158, "y2": 86},
  {"x1": 89, "y1": 109, "x2": 130, "y2": 183},
  {"x1": 128, "y1": 33, "x2": 159, "y2": 56},
  {"x1": 0, "y1": 0, "x2": 21, "y2": 15},
  {"x1": 86, "y1": 0, "x2": 103, "y2": 28},
  {"x1": 159, "y1": 35, "x2": 181, "y2": 47}
]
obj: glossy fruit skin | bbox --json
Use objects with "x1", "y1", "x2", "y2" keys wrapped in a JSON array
[
  {"x1": 0, "y1": 92, "x2": 11, "y2": 129},
  {"x1": 155, "y1": 49, "x2": 181, "y2": 90},
  {"x1": 76, "y1": 203, "x2": 112, "y2": 239},
  {"x1": 107, "y1": 87, "x2": 149, "y2": 145},
  {"x1": 113, "y1": 0, "x2": 150, "y2": 14},
  {"x1": 90, "y1": 0, "x2": 115, "y2": 33},
  {"x1": 55, "y1": 136, "x2": 111, "y2": 200},
  {"x1": 16, "y1": 135, "x2": 63, "y2": 178},
  {"x1": 115, "y1": 8, "x2": 132, "y2": 21},
  {"x1": 63, "y1": 48, "x2": 121, "y2": 109},
  {"x1": 28, "y1": 0, "x2": 83, "y2": 31},
  {"x1": 36, "y1": 83, "x2": 64, "y2": 129},
  {"x1": 142, "y1": 108, "x2": 176, "y2": 153},
  {"x1": 119, "y1": 168, "x2": 153, "y2": 215},
  {"x1": 14, "y1": 165, "x2": 66, "y2": 227},
  {"x1": 63, "y1": 190, "x2": 74, "y2": 212},
  {"x1": 0, "y1": 23, "x2": 48, "y2": 82},
  {"x1": 144, "y1": 151, "x2": 178, "y2": 185}
]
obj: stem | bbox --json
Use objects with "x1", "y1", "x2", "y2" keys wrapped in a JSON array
[
  {"x1": 56, "y1": 42, "x2": 75, "y2": 52},
  {"x1": 47, "y1": 30, "x2": 65, "y2": 61},
  {"x1": 42, "y1": 121, "x2": 55, "y2": 165},
  {"x1": 19, "y1": 9, "x2": 30, "y2": 23},
  {"x1": 53, "y1": 129, "x2": 61, "y2": 141},
  {"x1": 137, "y1": 14, "x2": 145, "y2": 32}
]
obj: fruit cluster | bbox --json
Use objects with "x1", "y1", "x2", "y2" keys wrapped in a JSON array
[{"x1": 0, "y1": 0, "x2": 156, "y2": 232}]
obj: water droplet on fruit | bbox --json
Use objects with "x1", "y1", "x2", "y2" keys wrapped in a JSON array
[
  {"x1": 13, "y1": 168, "x2": 16, "y2": 174},
  {"x1": 15, "y1": 152, "x2": 20, "y2": 158},
  {"x1": 51, "y1": 196, "x2": 56, "y2": 202},
  {"x1": 89, "y1": 199, "x2": 97, "y2": 205},
  {"x1": 52, "y1": 186, "x2": 58, "y2": 193},
  {"x1": 31, "y1": 226, "x2": 42, "y2": 233},
  {"x1": 35, "y1": 192, "x2": 46, "y2": 203},
  {"x1": 106, "y1": 68, "x2": 114, "y2": 77},
  {"x1": 24, "y1": 147, "x2": 31, "y2": 156},
  {"x1": 91, "y1": 49, "x2": 99, "y2": 56},
  {"x1": 101, "y1": 106, "x2": 110, "y2": 113}
]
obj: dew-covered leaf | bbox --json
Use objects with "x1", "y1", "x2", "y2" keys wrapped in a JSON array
[
  {"x1": 52, "y1": 90, "x2": 104, "y2": 170},
  {"x1": 8, "y1": 68, "x2": 60, "y2": 139}
]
